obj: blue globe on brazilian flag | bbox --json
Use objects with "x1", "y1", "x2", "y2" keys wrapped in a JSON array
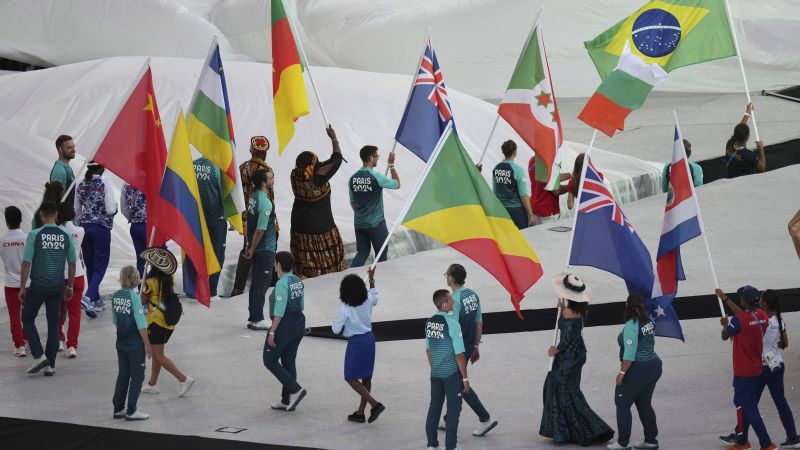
[{"x1": 585, "y1": 0, "x2": 737, "y2": 78}]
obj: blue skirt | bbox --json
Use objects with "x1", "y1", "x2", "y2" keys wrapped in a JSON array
[{"x1": 344, "y1": 331, "x2": 376, "y2": 381}]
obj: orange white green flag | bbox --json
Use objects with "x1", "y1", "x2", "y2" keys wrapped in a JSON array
[
  {"x1": 401, "y1": 125, "x2": 543, "y2": 318},
  {"x1": 272, "y1": 0, "x2": 310, "y2": 153}
]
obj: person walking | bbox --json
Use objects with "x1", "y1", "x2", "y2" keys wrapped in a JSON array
[
  {"x1": 726, "y1": 103, "x2": 766, "y2": 179},
  {"x1": 245, "y1": 169, "x2": 277, "y2": 331},
  {"x1": 332, "y1": 266, "x2": 384, "y2": 423},
  {"x1": 608, "y1": 294, "x2": 662, "y2": 450},
  {"x1": 57, "y1": 202, "x2": 88, "y2": 358},
  {"x1": 492, "y1": 140, "x2": 535, "y2": 229},
  {"x1": 111, "y1": 266, "x2": 152, "y2": 421},
  {"x1": 717, "y1": 288, "x2": 799, "y2": 449},
  {"x1": 76, "y1": 161, "x2": 117, "y2": 312},
  {"x1": 348, "y1": 145, "x2": 400, "y2": 267},
  {"x1": 19, "y1": 201, "x2": 77, "y2": 377},
  {"x1": 50, "y1": 134, "x2": 77, "y2": 211},
  {"x1": 541, "y1": 273, "x2": 614, "y2": 446},
  {"x1": 139, "y1": 248, "x2": 195, "y2": 397},
  {"x1": 425, "y1": 289, "x2": 470, "y2": 450},
  {"x1": 290, "y1": 126, "x2": 345, "y2": 278},
  {"x1": 121, "y1": 183, "x2": 148, "y2": 277},
  {"x1": 438, "y1": 264, "x2": 498, "y2": 437},
  {"x1": 188, "y1": 156, "x2": 227, "y2": 302},
  {"x1": 265, "y1": 251, "x2": 308, "y2": 412},
  {"x1": 230, "y1": 136, "x2": 276, "y2": 297},
  {"x1": 0, "y1": 206, "x2": 28, "y2": 356}
]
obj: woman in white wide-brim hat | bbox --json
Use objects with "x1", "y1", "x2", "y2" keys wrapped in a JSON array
[{"x1": 539, "y1": 273, "x2": 615, "y2": 445}]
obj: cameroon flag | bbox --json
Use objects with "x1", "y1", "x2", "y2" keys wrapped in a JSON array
[
  {"x1": 585, "y1": 0, "x2": 736, "y2": 79},
  {"x1": 402, "y1": 127, "x2": 543, "y2": 317},
  {"x1": 272, "y1": 0, "x2": 310, "y2": 153}
]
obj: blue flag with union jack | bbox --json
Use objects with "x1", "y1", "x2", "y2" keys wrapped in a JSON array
[
  {"x1": 395, "y1": 38, "x2": 454, "y2": 162},
  {"x1": 569, "y1": 157, "x2": 655, "y2": 299}
]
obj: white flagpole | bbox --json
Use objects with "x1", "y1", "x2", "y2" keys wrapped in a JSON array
[
  {"x1": 549, "y1": 129, "x2": 596, "y2": 371},
  {"x1": 722, "y1": 0, "x2": 760, "y2": 141},
  {"x1": 369, "y1": 122, "x2": 454, "y2": 271},
  {"x1": 476, "y1": 5, "x2": 544, "y2": 167},
  {"x1": 385, "y1": 29, "x2": 432, "y2": 176},
  {"x1": 284, "y1": 2, "x2": 329, "y2": 126},
  {"x1": 62, "y1": 58, "x2": 151, "y2": 203},
  {"x1": 673, "y1": 111, "x2": 725, "y2": 317}
]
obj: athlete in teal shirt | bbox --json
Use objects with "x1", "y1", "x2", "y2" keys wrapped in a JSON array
[
  {"x1": 492, "y1": 140, "x2": 534, "y2": 229},
  {"x1": 245, "y1": 170, "x2": 276, "y2": 330},
  {"x1": 190, "y1": 157, "x2": 226, "y2": 298}
]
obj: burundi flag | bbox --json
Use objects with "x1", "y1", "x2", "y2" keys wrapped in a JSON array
[
  {"x1": 578, "y1": 41, "x2": 668, "y2": 137},
  {"x1": 585, "y1": 0, "x2": 736, "y2": 79},
  {"x1": 498, "y1": 21, "x2": 564, "y2": 189},
  {"x1": 187, "y1": 39, "x2": 246, "y2": 233},
  {"x1": 154, "y1": 110, "x2": 221, "y2": 307},
  {"x1": 401, "y1": 125, "x2": 543, "y2": 318},
  {"x1": 272, "y1": 0, "x2": 310, "y2": 153}
]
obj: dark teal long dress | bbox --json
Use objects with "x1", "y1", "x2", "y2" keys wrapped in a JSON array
[{"x1": 539, "y1": 317, "x2": 615, "y2": 446}]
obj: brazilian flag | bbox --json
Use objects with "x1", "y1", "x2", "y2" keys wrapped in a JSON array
[{"x1": 585, "y1": 0, "x2": 736, "y2": 78}]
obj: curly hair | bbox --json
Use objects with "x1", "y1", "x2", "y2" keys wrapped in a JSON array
[{"x1": 339, "y1": 274, "x2": 368, "y2": 307}]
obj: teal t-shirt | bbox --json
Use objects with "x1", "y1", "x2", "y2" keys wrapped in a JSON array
[
  {"x1": 425, "y1": 311, "x2": 465, "y2": 379},
  {"x1": 452, "y1": 286, "x2": 482, "y2": 353},
  {"x1": 492, "y1": 160, "x2": 529, "y2": 208},
  {"x1": 111, "y1": 288, "x2": 148, "y2": 339},
  {"x1": 247, "y1": 190, "x2": 276, "y2": 253},
  {"x1": 270, "y1": 272, "x2": 304, "y2": 318},
  {"x1": 193, "y1": 157, "x2": 224, "y2": 220},
  {"x1": 661, "y1": 160, "x2": 703, "y2": 193},
  {"x1": 23, "y1": 224, "x2": 76, "y2": 291},
  {"x1": 50, "y1": 160, "x2": 75, "y2": 206},
  {"x1": 618, "y1": 318, "x2": 658, "y2": 362},
  {"x1": 348, "y1": 167, "x2": 398, "y2": 229}
]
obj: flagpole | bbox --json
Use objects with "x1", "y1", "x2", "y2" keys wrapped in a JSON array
[
  {"x1": 285, "y1": 3, "x2": 329, "y2": 126},
  {"x1": 549, "y1": 129, "x2": 596, "y2": 371},
  {"x1": 385, "y1": 29, "x2": 432, "y2": 176},
  {"x1": 62, "y1": 58, "x2": 151, "y2": 203},
  {"x1": 722, "y1": 0, "x2": 760, "y2": 141},
  {"x1": 477, "y1": 5, "x2": 544, "y2": 167},
  {"x1": 673, "y1": 111, "x2": 725, "y2": 317},
  {"x1": 370, "y1": 122, "x2": 454, "y2": 271}
]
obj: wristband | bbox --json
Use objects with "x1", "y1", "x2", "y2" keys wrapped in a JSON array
[
  {"x1": 269, "y1": 332, "x2": 275, "y2": 335},
  {"x1": 462, "y1": 378, "x2": 468, "y2": 381},
  {"x1": 619, "y1": 371, "x2": 626, "y2": 375},
  {"x1": 331, "y1": 139, "x2": 338, "y2": 142},
  {"x1": 389, "y1": 164, "x2": 396, "y2": 170}
]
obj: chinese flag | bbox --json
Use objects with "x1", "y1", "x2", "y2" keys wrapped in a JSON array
[{"x1": 92, "y1": 65, "x2": 168, "y2": 246}]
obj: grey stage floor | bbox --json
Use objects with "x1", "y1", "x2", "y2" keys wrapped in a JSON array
[{"x1": 1, "y1": 163, "x2": 800, "y2": 449}]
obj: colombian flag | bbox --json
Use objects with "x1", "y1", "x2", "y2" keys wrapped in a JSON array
[
  {"x1": 272, "y1": 0, "x2": 310, "y2": 153},
  {"x1": 585, "y1": 0, "x2": 736, "y2": 79},
  {"x1": 401, "y1": 126, "x2": 543, "y2": 318},
  {"x1": 154, "y1": 110, "x2": 221, "y2": 307}
]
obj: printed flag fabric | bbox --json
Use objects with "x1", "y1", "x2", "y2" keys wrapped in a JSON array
[
  {"x1": 187, "y1": 40, "x2": 246, "y2": 233},
  {"x1": 584, "y1": 0, "x2": 736, "y2": 79},
  {"x1": 401, "y1": 127, "x2": 543, "y2": 318},
  {"x1": 272, "y1": 0, "x2": 310, "y2": 153},
  {"x1": 498, "y1": 22, "x2": 564, "y2": 188},
  {"x1": 650, "y1": 126, "x2": 702, "y2": 340},
  {"x1": 578, "y1": 41, "x2": 668, "y2": 137},
  {"x1": 154, "y1": 111, "x2": 221, "y2": 307},
  {"x1": 569, "y1": 157, "x2": 654, "y2": 298},
  {"x1": 395, "y1": 38, "x2": 454, "y2": 162},
  {"x1": 91, "y1": 66, "x2": 168, "y2": 247}
]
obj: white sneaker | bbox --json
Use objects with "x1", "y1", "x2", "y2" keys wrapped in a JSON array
[
  {"x1": 472, "y1": 418, "x2": 498, "y2": 436},
  {"x1": 270, "y1": 401, "x2": 289, "y2": 410},
  {"x1": 607, "y1": 443, "x2": 632, "y2": 450},
  {"x1": 632, "y1": 442, "x2": 659, "y2": 449},
  {"x1": 141, "y1": 384, "x2": 160, "y2": 394},
  {"x1": 126, "y1": 410, "x2": 150, "y2": 421},
  {"x1": 250, "y1": 319, "x2": 272, "y2": 330},
  {"x1": 58, "y1": 341, "x2": 65, "y2": 352},
  {"x1": 113, "y1": 410, "x2": 126, "y2": 419},
  {"x1": 210, "y1": 295, "x2": 221, "y2": 303},
  {"x1": 27, "y1": 356, "x2": 48, "y2": 374},
  {"x1": 426, "y1": 447, "x2": 439, "y2": 450},
  {"x1": 178, "y1": 376, "x2": 195, "y2": 397},
  {"x1": 287, "y1": 388, "x2": 307, "y2": 411},
  {"x1": 43, "y1": 365, "x2": 55, "y2": 377},
  {"x1": 13, "y1": 346, "x2": 26, "y2": 357},
  {"x1": 66, "y1": 347, "x2": 77, "y2": 358}
]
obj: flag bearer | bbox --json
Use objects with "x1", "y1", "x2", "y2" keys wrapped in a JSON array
[{"x1": 188, "y1": 156, "x2": 226, "y2": 301}]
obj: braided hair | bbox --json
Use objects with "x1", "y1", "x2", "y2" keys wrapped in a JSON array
[{"x1": 762, "y1": 289, "x2": 787, "y2": 349}]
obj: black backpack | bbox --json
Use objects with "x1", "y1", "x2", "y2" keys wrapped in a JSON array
[{"x1": 163, "y1": 293, "x2": 183, "y2": 326}]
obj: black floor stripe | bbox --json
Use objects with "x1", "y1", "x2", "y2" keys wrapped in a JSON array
[{"x1": 308, "y1": 288, "x2": 800, "y2": 342}]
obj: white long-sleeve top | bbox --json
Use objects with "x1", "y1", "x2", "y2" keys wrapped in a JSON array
[{"x1": 332, "y1": 288, "x2": 378, "y2": 338}]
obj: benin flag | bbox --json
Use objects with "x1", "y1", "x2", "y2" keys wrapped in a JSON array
[
  {"x1": 499, "y1": 22, "x2": 563, "y2": 188},
  {"x1": 187, "y1": 39, "x2": 246, "y2": 233},
  {"x1": 402, "y1": 127, "x2": 543, "y2": 317},
  {"x1": 154, "y1": 110, "x2": 221, "y2": 307},
  {"x1": 272, "y1": 0, "x2": 310, "y2": 153},
  {"x1": 585, "y1": 0, "x2": 736, "y2": 79},
  {"x1": 578, "y1": 41, "x2": 668, "y2": 137}
]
